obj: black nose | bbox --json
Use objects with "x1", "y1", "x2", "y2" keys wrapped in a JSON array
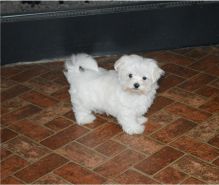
[{"x1": 134, "y1": 83, "x2": 140, "y2": 89}]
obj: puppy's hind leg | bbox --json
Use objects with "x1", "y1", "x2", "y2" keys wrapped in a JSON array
[{"x1": 73, "y1": 106, "x2": 96, "y2": 125}]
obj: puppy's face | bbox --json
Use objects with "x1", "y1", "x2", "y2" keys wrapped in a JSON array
[{"x1": 114, "y1": 55, "x2": 164, "y2": 95}]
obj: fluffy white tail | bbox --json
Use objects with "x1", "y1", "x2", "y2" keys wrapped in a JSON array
[
  {"x1": 64, "y1": 53, "x2": 98, "y2": 74},
  {"x1": 64, "y1": 53, "x2": 99, "y2": 83}
]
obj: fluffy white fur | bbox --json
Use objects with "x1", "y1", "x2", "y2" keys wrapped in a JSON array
[{"x1": 64, "y1": 53, "x2": 164, "y2": 135}]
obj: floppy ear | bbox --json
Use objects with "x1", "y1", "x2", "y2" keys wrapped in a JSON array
[
  {"x1": 114, "y1": 55, "x2": 128, "y2": 71},
  {"x1": 146, "y1": 58, "x2": 165, "y2": 82},
  {"x1": 152, "y1": 67, "x2": 165, "y2": 82}
]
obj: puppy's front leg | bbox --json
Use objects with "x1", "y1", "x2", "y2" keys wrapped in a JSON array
[
  {"x1": 137, "y1": 116, "x2": 148, "y2": 125},
  {"x1": 117, "y1": 114, "x2": 145, "y2": 135}
]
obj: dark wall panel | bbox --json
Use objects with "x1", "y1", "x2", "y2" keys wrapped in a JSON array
[{"x1": 2, "y1": 2, "x2": 219, "y2": 65}]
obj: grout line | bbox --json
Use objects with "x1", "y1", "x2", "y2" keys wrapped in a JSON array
[
  {"x1": 164, "y1": 98, "x2": 213, "y2": 119},
  {"x1": 4, "y1": 65, "x2": 50, "y2": 84},
  {"x1": 50, "y1": 159, "x2": 109, "y2": 183},
  {"x1": 31, "y1": 171, "x2": 71, "y2": 184},
  {"x1": 2, "y1": 135, "x2": 53, "y2": 164},
  {"x1": 161, "y1": 87, "x2": 209, "y2": 108},
  {"x1": 113, "y1": 138, "x2": 150, "y2": 157},
  {"x1": 208, "y1": 78, "x2": 219, "y2": 90},
  {"x1": 129, "y1": 166, "x2": 160, "y2": 183},
  {"x1": 0, "y1": 152, "x2": 50, "y2": 182},
  {"x1": 147, "y1": 115, "x2": 181, "y2": 137},
  {"x1": 166, "y1": 142, "x2": 219, "y2": 167},
  {"x1": 103, "y1": 151, "x2": 148, "y2": 181}
]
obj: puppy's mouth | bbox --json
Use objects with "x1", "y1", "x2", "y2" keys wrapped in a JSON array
[{"x1": 124, "y1": 87, "x2": 145, "y2": 95}]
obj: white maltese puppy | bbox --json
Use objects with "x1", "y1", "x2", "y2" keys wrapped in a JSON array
[{"x1": 64, "y1": 53, "x2": 164, "y2": 135}]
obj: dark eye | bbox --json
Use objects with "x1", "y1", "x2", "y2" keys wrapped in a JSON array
[
  {"x1": 142, "y1": 76, "x2": 147, "y2": 80},
  {"x1": 128, "y1": 74, "x2": 133, "y2": 78}
]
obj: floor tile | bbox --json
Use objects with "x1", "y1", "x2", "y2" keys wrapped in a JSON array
[
  {"x1": 1, "y1": 155, "x2": 28, "y2": 179},
  {"x1": 1, "y1": 176, "x2": 24, "y2": 184},
  {"x1": 213, "y1": 158, "x2": 219, "y2": 166},
  {"x1": 162, "y1": 63, "x2": 198, "y2": 78},
  {"x1": 1, "y1": 67, "x2": 22, "y2": 78},
  {"x1": 199, "y1": 97, "x2": 219, "y2": 113},
  {"x1": 143, "y1": 120, "x2": 162, "y2": 135},
  {"x1": 142, "y1": 50, "x2": 166, "y2": 59},
  {"x1": 1, "y1": 78, "x2": 17, "y2": 90},
  {"x1": 173, "y1": 155, "x2": 219, "y2": 183},
  {"x1": 196, "y1": 85, "x2": 219, "y2": 97},
  {"x1": 148, "y1": 110, "x2": 179, "y2": 127},
  {"x1": 1, "y1": 85, "x2": 29, "y2": 102},
  {"x1": 115, "y1": 133, "x2": 163, "y2": 155},
  {"x1": 135, "y1": 146, "x2": 183, "y2": 175},
  {"x1": 94, "y1": 149, "x2": 145, "y2": 178},
  {"x1": 188, "y1": 114, "x2": 219, "y2": 142},
  {"x1": 57, "y1": 142, "x2": 106, "y2": 168},
  {"x1": 44, "y1": 117, "x2": 73, "y2": 131},
  {"x1": 77, "y1": 122, "x2": 121, "y2": 148},
  {"x1": 54, "y1": 162, "x2": 106, "y2": 184},
  {"x1": 152, "y1": 118, "x2": 196, "y2": 143},
  {"x1": 154, "y1": 52, "x2": 195, "y2": 66},
  {"x1": 29, "y1": 102, "x2": 71, "y2": 124},
  {"x1": 179, "y1": 73, "x2": 215, "y2": 92},
  {"x1": 147, "y1": 96, "x2": 173, "y2": 115},
  {"x1": 209, "y1": 79, "x2": 219, "y2": 89},
  {"x1": 1, "y1": 97, "x2": 28, "y2": 115},
  {"x1": 158, "y1": 74, "x2": 185, "y2": 93},
  {"x1": 1, "y1": 105, "x2": 41, "y2": 125},
  {"x1": 63, "y1": 110, "x2": 76, "y2": 121},
  {"x1": 95, "y1": 140, "x2": 126, "y2": 157},
  {"x1": 171, "y1": 136, "x2": 219, "y2": 161},
  {"x1": 184, "y1": 47, "x2": 211, "y2": 59},
  {"x1": 162, "y1": 87, "x2": 207, "y2": 107},
  {"x1": 15, "y1": 153, "x2": 67, "y2": 183},
  {"x1": 21, "y1": 90, "x2": 58, "y2": 108},
  {"x1": 205, "y1": 66, "x2": 219, "y2": 77},
  {"x1": 165, "y1": 102, "x2": 211, "y2": 123},
  {"x1": 10, "y1": 119, "x2": 53, "y2": 141},
  {"x1": 0, "y1": 148, "x2": 12, "y2": 160},
  {"x1": 51, "y1": 87, "x2": 70, "y2": 101},
  {"x1": 154, "y1": 166, "x2": 187, "y2": 184},
  {"x1": 1, "y1": 128, "x2": 17, "y2": 143},
  {"x1": 41, "y1": 125, "x2": 88, "y2": 150},
  {"x1": 10, "y1": 65, "x2": 47, "y2": 82},
  {"x1": 2, "y1": 136, "x2": 49, "y2": 162},
  {"x1": 207, "y1": 65, "x2": 219, "y2": 76},
  {"x1": 39, "y1": 61, "x2": 64, "y2": 70},
  {"x1": 33, "y1": 173, "x2": 69, "y2": 184},
  {"x1": 25, "y1": 77, "x2": 64, "y2": 95},
  {"x1": 40, "y1": 70, "x2": 65, "y2": 81},
  {"x1": 208, "y1": 134, "x2": 219, "y2": 148},
  {"x1": 182, "y1": 177, "x2": 206, "y2": 184},
  {"x1": 190, "y1": 55, "x2": 219, "y2": 72},
  {"x1": 114, "y1": 169, "x2": 157, "y2": 184}
]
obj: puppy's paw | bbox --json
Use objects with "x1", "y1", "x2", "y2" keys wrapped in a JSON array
[
  {"x1": 123, "y1": 124, "x2": 145, "y2": 135},
  {"x1": 77, "y1": 114, "x2": 96, "y2": 125},
  {"x1": 137, "y1": 116, "x2": 148, "y2": 125}
]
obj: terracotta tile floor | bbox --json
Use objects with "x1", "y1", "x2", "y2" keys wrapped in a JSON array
[{"x1": 1, "y1": 45, "x2": 219, "y2": 184}]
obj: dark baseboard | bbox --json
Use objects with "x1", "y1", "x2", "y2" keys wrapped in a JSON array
[{"x1": 2, "y1": 1, "x2": 219, "y2": 65}]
